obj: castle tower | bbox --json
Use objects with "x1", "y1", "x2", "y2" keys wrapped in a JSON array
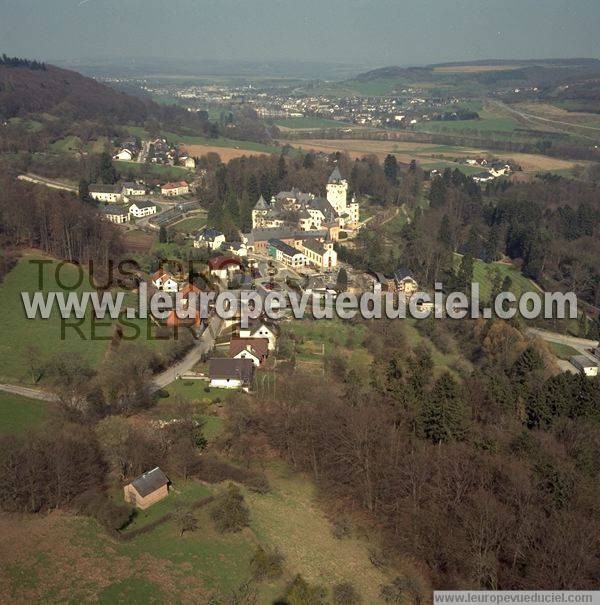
[
  {"x1": 251, "y1": 195, "x2": 269, "y2": 229},
  {"x1": 326, "y1": 166, "x2": 348, "y2": 214}
]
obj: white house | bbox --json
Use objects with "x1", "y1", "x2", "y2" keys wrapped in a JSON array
[
  {"x1": 208, "y1": 256, "x2": 241, "y2": 280},
  {"x1": 301, "y1": 239, "x2": 337, "y2": 269},
  {"x1": 239, "y1": 320, "x2": 277, "y2": 351},
  {"x1": 208, "y1": 358, "x2": 254, "y2": 390},
  {"x1": 151, "y1": 269, "x2": 180, "y2": 293},
  {"x1": 268, "y1": 239, "x2": 308, "y2": 268},
  {"x1": 102, "y1": 207, "x2": 129, "y2": 224},
  {"x1": 194, "y1": 228, "x2": 226, "y2": 251},
  {"x1": 161, "y1": 181, "x2": 189, "y2": 197},
  {"x1": 122, "y1": 182, "x2": 146, "y2": 197},
  {"x1": 129, "y1": 200, "x2": 157, "y2": 218},
  {"x1": 179, "y1": 156, "x2": 196, "y2": 169},
  {"x1": 223, "y1": 242, "x2": 247, "y2": 257},
  {"x1": 89, "y1": 185, "x2": 122, "y2": 203},
  {"x1": 113, "y1": 149, "x2": 134, "y2": 161}
]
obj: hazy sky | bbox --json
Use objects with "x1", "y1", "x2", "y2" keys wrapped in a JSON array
[{"x1": 2, "y1": 0, "x2": 599, "y2": 68}]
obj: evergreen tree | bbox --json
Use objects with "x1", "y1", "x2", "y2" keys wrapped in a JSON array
[
  {"x1": 159, "y1": 225, "x2": 168, "y2": 243},
  {"x1": 420, "y1": 373, "x2": 469, "y2": 443},
  {"x1": 277, "y1": 154, "x2": 287, "y2": 182},
  {"x1": 336, "y1": 267, "x2": 348, "y2": 292},
  {"x1": 78, "y1": 179, "x2": 90, "y2": 203},
  {"x1": 456, "y1": 252, "x2": 474, "y2": 292},
  {"x1": 438, "y1": 214, "x2": 453, "y2": 249},
  {"x1": 384, "y1": 154, "x2": 399, "y2": 183},
  {"x1": 97, "y1": 152, "x2": 118, "y2": 185},
  {"x1": 428, "y1": 177, "x2": 447, "y2": 208}
]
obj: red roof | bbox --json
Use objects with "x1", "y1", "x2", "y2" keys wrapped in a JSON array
[
  {"x1": 180, "y1": 282, "x2": 202, "y2": 296},
  {"x1": 230, "y1": 338, "x2": 269, "y2": 360},
  {"x1": 208, "y1": 255, "x2": 241, "y2": 271},
  {"x1": 151, "y1": 269, "x2": 173, "y2": 282},
  {"x1": 162, "y1": 181, "x2": 188, "y2": 190}
]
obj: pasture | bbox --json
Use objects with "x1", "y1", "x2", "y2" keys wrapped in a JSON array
[{"x1": 0, "y1": 392, "x2": 49, "y2": 434}]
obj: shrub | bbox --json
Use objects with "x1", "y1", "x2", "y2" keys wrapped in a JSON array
[
  {"x1": 332, "y1": 582, "x2": 362, "y2": 605},
  {"x1": 73, "y1": 488, "x2": 133, "y2": 531},
  {"x1": 282, "y1": 575, "x2": 327, "y2": 605},
  {"x1": 210, "y1": 483, "x2": 250, "y2": 533},
  {"x1": 250, "y1": 545, "x2": 284, "y2": 580}
]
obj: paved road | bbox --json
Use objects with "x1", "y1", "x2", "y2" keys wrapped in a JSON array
[
  {"x1": 152, "y1": 314, "x2": 224, "y2": 391},
  {"x1": 17, "y1": 173, "x2": 78, "y2": 193},
  {"x1": 0, "y1": 383, "x2": 58, "y2": 402},
  {"x1": 493, "y1": 101, "x2": 600, "y2": 143}
]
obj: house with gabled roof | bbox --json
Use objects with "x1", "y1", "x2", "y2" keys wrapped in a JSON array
[
  {"x1": 239, "y1": 319, "x2": 277, "y2": 351},
  {"x1": 123, "y1": 467, "x2": 169, "y2": 509},
  {"x1": 129, "y1": 200, "x2": 157, "y2": 218},
  {"x1": 230, "y1": 337, "x2": 269, "y2": 367},
  {"x1": 209, "y1": 358, "x2": 255, "y2": 390},
  {"x1": 151, "y1": 269, "x2": 179, "y2": 292},
  {"x1": 194, "y1": 228, "x2": 225, "y2": 251}
]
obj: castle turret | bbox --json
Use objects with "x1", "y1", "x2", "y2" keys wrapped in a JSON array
[
  {"x1": 251, "y1": 195, "x2": 269, "y2": 229},
  {"x1": 326, "y1": 166, "x2": 348, "y2": 214}
]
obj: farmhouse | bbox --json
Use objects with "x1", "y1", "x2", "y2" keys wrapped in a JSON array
[
  {"x1": 113, "y1": 149, "x2": 134, "y2": 161},
  {"x1": 123, "y1": 467, "x2": 169, "y2": 509},
  {"x1": 89, "y1": 184, "x2": 122, "y2": 203},
  {"x1": 161, "y1": 181, "x2": 190, "y2": 197},
  {"x1": 102, "y1": 207, "x2": 129, "y2": 224},
  {"x1": 230, "y1": 337, "x2": 269, "y2": 367},
  {"x1": 194, "y1": 228, "x2": 226, "y2": 251},
  {"x1": 571, "y1": 355, "x2": 599, "y2": 377},
  {"x1": 208, "y1": 255, "x2": 241, "y2": 280},
  {"x1": 239, "y1": 319, "x2": 277, "y2": 351},
  {"x1": 129, "y1": 200, "x2": 157, "y2": 218},
  {"x1": 151, "y1": 269, "x2": 180, "y2": 292},
  {"x1": 122, "y1": 181, "x2": 146, "y2": 197},
  {"x1": 209, "y1": 358, "x2": 255, "y2": 390},
  {"x1": 268, "y1": 239, "x2": 308, "y2": 268},
  {"x1": 179, "y1": 156, "x2": 196, "y2": 169}
]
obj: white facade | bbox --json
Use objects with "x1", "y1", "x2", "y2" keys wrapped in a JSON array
[
  {"x1": 209, "y1": 377, "x2": 244, "y2": 389},
  {"x1": 239, "y1": 324, "x2": 276, "y2": 351},
  {"x1": 195, "y1": 231, "x2": 226, "y2": 251},
  {"x1": 161, "y1": 182, "x2": 189, "y2": 197},
  {"x1": 122, "y1": 184, "x2": 146, "y2": 196},
  {"x1": 129, "y1": 202, "x2": 157, "y2": 218},
  {"x1": 104, "y1": 211, "x2": 129, "y2": 224},
  {"x1": 90, "y1": 190, "x2": 122, "y2": 203},
  {"x1": 114, "y1": 149, "x2": 134, "y2": 161},
  {"x1": 233, "y1": 349, "x2": 261, "y2": 367}
]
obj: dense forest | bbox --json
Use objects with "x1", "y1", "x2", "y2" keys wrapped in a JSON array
[{"x1": 224, "y1": 316, "x2": 600, "y2": 592}]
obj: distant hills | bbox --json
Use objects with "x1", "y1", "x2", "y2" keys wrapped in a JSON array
[
  {"x1": 0, "y1": 61, "x2": 149, "y2": 122},
  {"x1": 347, "y1": 59, "x2": 600, "y2": 103}
]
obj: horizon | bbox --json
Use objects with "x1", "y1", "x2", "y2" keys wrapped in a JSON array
[{"x1": 2, "y1": 0, "x2": 600, "y2": 72}]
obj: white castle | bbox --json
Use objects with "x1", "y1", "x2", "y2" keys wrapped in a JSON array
[{"x1": 251, "y1": 167, "x2": 360, "y2": 233}]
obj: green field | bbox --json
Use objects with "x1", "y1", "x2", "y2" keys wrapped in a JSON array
[
  {"x1": 0, "y1": 462, "x2": 396, "y2": 602},
  {"x1": 453, "y1": 254, "x2": 539, "y2": 302},
  {"x1": 415, "y1": 108, "x2": 522, "y2": 136},
  {"x1": 274, "y1": 116, "x2": 350, "y2": 130},
  {"x1": 168, "y1": 214, "x2": 207, "y2": 233},
  {"x1": 0, "y1": 255, "x2": 112, "y2": 384},
  {"x1": 124, "y1": 126, "x2": 279, "y2": 154},
  {"x1": 0, "y1": 255, "x2": 173, "y2": 384},
  {"x1": 547, "y1": 341, "x2": 581, "y2": 360},
  {"x1": 0, "y1": 392, "x2": 49, "y2": 434}
]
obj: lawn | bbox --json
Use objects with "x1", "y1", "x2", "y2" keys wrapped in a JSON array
[
  {"x1": 0, "y1": 255, "x2": 173, "y2": 384},
  {"x1": 0, "y1": 255, "x2": 112, "y2": 384},
  {"x1": 0, "y1": 460, "x2": 400, "y2": 603},
  {"x1": 121, "y1": 480, "x2": 213, "y2": 532},
  {"x1": 0, "y1": 392, "x2": 50, "y2": 434},
  {"x1": 168, "y1": 214, "x2": 207, "y2": 234},
  {"x1": 454, "y1": 254, "x2": 539, "y2": 302},
  {"x1": 547, "y1": 341, "x2": 580, "y2": 360},
  {"x1": 415, "y1": 109, "x2": 522, "y2": 136},
  {"x1": 284, "y1": 318, "x2": 372, "y2": 378}
]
